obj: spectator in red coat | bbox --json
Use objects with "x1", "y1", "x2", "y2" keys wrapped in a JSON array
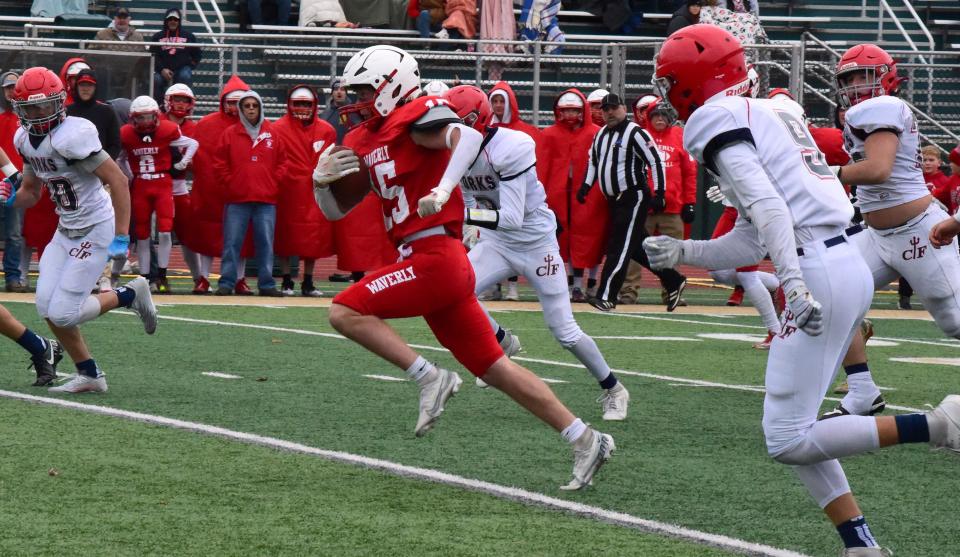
[
  {"x1": 922, "y1": 145, "x2": 951, "y2": 202},
  {"x1": 488, "y1": 81, "x2": 541, "y2": 143},
  {"x1": 213, "y1": 91, "x2": 289, "y2": 297},
  {"x1": 272, "y1": 85, "x2": 337, "y2": 297},
  {"x1": 933, "y1": 146, "x2": 960, "y2": 215},
  {"x1": 539, "y1": 88, "x2": 608, "y2": 301},
  {"x1": 191, "y1": 75, "x2": 256, "y2": 294}
]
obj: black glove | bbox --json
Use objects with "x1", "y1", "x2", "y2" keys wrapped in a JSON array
[
  {"x1": 576, "y1": 183, "x2": 591, "y2": 204},
  {"x1": 650, "y1": 193, "x2": 666, "y2": 214},
  {"x1": 680, "y1": 203, "x2": 695, "y2": 224}
]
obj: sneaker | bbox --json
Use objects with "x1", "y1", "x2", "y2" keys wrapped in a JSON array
[
  {"x1": 589, "y1": 297, "x2": 616, "y2": 312},
  {"x1": 29, "y1": 338, "x2": 63, "y2": 387},
  {"x1": 126, "y1": 276, "x2": 157, "y2": 335},
  {"x1": 841, "y1": 548, "x2": 893, "y2": 556},
  {"x1": 753, "y1": 331, "x2": 775, "y2": 350},
  {"x1": 235, "y1": 279, "x2": 255, "y2": 296},
  {"x1": 5, "y1": 282, "x2": 27, "y2": 293},
  {"x1": 560, "y1": 428, "x2": 615, "y2": 491},
  {"x1": 571, "y1": 287, "x2": 586, "y2": 303},
  {"x1": 281, "y1": 279, "x2": 295, "y2": 297},
  {"x1": 898, "y1": 295, "x2": 912, "y2": 310},
  {"x1": 665, "y1": 278, "x2": 687, "y2": 312},
  {"x1": 505, "y1": 282, "x2": 520, "y2": 301},
  {"x1": 819, "y1": 393, "x2": 886, "y2": 420},
  {"x1": 97, "y1": 275, "x2": 112, "y2": 293},
  {"x1": 927, "y1": 394, "x2": 960, "y2": 452},
  {"x1": 49, "y1": 374, "x2": 108, "y2": 394},
  {"x1": 598, "y1": 385, "x2": 629, "y2": 421},
  {"x1": 259, "y1": 288, "x2": 283, "y2": 297},
  {"x1": 156, "y1": 276, "x2": 171, "y2": 295},
  {"x1": 301, "y1": 287, "x2": 323, "y2": 297},
  {"x1": 415, "y1": 368, "x2": 462, "y2": 437},
  {"x1": 215, "y1": 286, "x2": 233, "y2": 296},
  {"x1": 727, "y1": 286, "x2": 744, "y2": 306},
  {"x1": 192, "y1": 276, "x2": 210, "y2": 294}
]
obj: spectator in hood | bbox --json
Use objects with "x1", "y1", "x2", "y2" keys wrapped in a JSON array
[
  {"x1": 66, "y1": 70, "x2": 122, "y2": 160},
  {"x1": 91, "y1": 7, "x2": 146, "y2": 52},
  {"x1": 213, "y1": 91, "x2": 288, "y2": 297},
  {"x1": 487, "y1": 81, "x2": 541, "y2": 143},
  {"x1": 59, "y1": 58, "x2": 90, "y2": 105},
  {"x1": 319, "y1": 77, "x2": 360, "y2": 144},
  {"x1": 151, "y1": 8, "x2": 202, "y2": 105},
  {"x1": 666, "y1": 0, "x2": 701, "y2": 36}
]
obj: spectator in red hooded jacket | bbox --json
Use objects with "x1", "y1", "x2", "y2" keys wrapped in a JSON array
[
  {"x1": 539, "y1": 88, "x2": 608, "y2": 301},
  {"x1": 59, "y1": 57, "x2": 91, "y2": 106},
  {"x1": 212, "y1": 91, "x2": 288, "y2": 297},
  {"x1": 190, "y1": 75, "x2": 256, "y2": 294},
  {"x1": 922, "y1": 145, "x2": 951, "y2": 202},
  {"x1": 488, "y1": 81, "x2": 541, "y2": 144},
  {"x1": 272, "y1": 85, "x2": 337, "y2": 297}
]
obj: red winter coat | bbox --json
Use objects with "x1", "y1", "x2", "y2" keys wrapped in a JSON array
[
  {"x1": 487, "y1": 81, "x2": 542, "y2": 145},
  {"x1": 214, "y1": 119, "x2": 288, "y2": 205},
  {"x1": 933, "y1": 175, "x2": 960, "y2": 214},
  {"x1": 644, "y1": 120, "x2": 697, "y2": 215},
  {"x1": 189, "y1": 75, "x2": 250, "y2": 257},
  {"x1": 272, "y1": 112, "x2": 337, "y2": 259},
  {"x1": 538, "y1": 88, "x2": 608, "y2": 268}
]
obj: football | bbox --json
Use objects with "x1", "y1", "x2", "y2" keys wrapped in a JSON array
[{"x1": 328, "y1": 146, "x2": 373, "y2": 213}]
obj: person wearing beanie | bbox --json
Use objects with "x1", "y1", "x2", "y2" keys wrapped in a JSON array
[
  {"x1": 667, "y1": 0, "x2": 701, "y2": 36},
  {"x1": 150, "y1": 8, "x2": 202, "y2": 105}
]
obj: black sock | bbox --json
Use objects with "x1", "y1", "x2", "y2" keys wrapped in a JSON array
[
  {"x1": 75, "y1": 358, "x2": 100, "y2": 379},
  {"x1": 115, "y1": 285, "x2": 136, "y2": 307},
  {"x1": 599, "y1": 373, "x2": 618, "y2": 390},
  {"x1": 16, "y1": 328, "x2": 47, "y2": 357},
  {"x1": 302, "y1": 273, "x2": 313, "y2": 288},
  {"x1": 836, "y1": 515, "x2": 877, "y2": 549},
  {"x1": 894, "y1": 414, "x2": 930, "y2": 443},
  {"x1": 350, "y1": 271, "x2": 364, "y2": 282},
  {"x1": 495, "y1": 327, "x2": 506, "y2": 343},
  {"x1": 158, "y1": 267, "x2": 167, "y2": 280},
  {"x1": 587, "y1": 278, "x2": 597, "y2": 289}
]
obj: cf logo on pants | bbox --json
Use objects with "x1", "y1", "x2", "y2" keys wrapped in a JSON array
[
  {"x1": 69, "y1": 241, "x2": 93, "y2": 260},
  {"x1": 902, "y1": 236, "x2": 927, "y2": 261},
  {"x1": 536, "y1": 254, "x2": 561, "y2": 277}
]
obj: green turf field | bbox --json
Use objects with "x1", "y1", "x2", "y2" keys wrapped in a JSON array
[{"x1": 0, "y1": 299, "x2": 956, "y2": 556}]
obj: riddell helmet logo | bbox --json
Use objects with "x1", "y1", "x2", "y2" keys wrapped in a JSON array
[
  {"x1": 838, "y1": 61, "x2": 859, "y2": 71},
  {"x1": 724, "y1": 80, "x2": 750, "y2": 97}
]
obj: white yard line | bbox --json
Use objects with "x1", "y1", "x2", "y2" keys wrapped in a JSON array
[
  {"x1": 594, "y1": 336, "x2": 702, "y2": 341},
  {"x1": 363, "y1": 374, "x2": 408, "y2": 382},
  {"x1": 0, "y1": 390, "x2": 808, "y2": 557},
  {"x1": 202, "y1": 372, "x2": 243, "y2": 379}
]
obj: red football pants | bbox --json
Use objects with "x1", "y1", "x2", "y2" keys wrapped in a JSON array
[
  {"x1": 333, "y1": 234, "x2": 504, "y2": 376},
  {"x1": 132, "y1": 176, "x2": 174, "y2": 239},
  {"x1": 711, "y1": 205, "x2": 760, "y2": 272}
]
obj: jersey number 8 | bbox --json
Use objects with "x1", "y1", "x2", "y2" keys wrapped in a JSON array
[{"x1": 47, "y1": 177, "x2": 79, "y2": 211}]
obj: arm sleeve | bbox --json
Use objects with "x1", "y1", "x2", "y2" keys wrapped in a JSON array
[
  {"x1": 680, "y1": 214, "x2": 767, "y2": 269},
  {"x1": 581, "y1": 133, "x2": 598, "y2": 188},
  {"x1": 74, "y1": 150, "x2": 110, "y2": 173},
  {"x1": 313, "y1": 186, "x2": 346, "y2": 221},
  {"x1": 436, "y1": 123, "x2": 483, "y2": 193},
  {"x1": 712, "y1": 141, "x2": 805, "y2": 292},
  {"x1": 411, "y1": 105, "x2": 462, "y2": 131},
  {"x1": 170, "y1": 135, "x2": 199, "y2": 161},
  {"x1": 634, "y1": 128, "x2": 666, "y2": 197}
]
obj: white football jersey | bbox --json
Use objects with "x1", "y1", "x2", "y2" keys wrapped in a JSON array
[
  {"x1": 842, "y1": 95, "x2": 926, "y2": 213},
  {"x1": 684, "y1": 96, "x2": 853, "y2": 234},
  {"x1": 15, "y1": 116, "x2": 114, "y2": 230},
  {"x1": 462, "y1": 127, "x2": 556, "y2": 249}
]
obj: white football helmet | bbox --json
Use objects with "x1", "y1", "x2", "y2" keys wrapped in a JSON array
[
  {"x1": 130, "y1": 95, "x2": 160, "y2": 134},
  {"x1": 164, "y1": 83, "x2": 195, "y2": 117},
  {"x1": 340, "y1": 45, "x2": 421, "y2": 117},
  {"x1": 422, "y1": 80, "x2": 449, "y2": 97},
  {"x1": 586, "y1": 88, "x2": 609, "y2": 105}
]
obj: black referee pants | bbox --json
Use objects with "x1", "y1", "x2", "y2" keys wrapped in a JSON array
[{"x1": 595, "y1": 189, "x2": 685, "y2": 303}]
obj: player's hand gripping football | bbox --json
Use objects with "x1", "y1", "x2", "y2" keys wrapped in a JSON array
[
  {"x1": 417, "y1": 187, "x2": 451, "y2": 217},
  {"x1": 929, "y1": 216, "x2": 960, "y2": 249},
  {"x1": 312, "y1": 144, "x2": 360, "y2": 186},
  {"x1": 706, "y1": 185, "x2": 726, "y2": 204},
  {"x1": 786, "y1": 285, "x2": 823, "y2": 336},
  {"x1": 108, "y1": 234, "x2": 130, "y2": 261},
  {"x1": 642, "y1": 235, "x2": 683, "y2": 270}
]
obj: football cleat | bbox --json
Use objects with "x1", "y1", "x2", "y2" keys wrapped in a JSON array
[
  {"x1": 126, "y1": 276, "x2": 158, "y2": 334},
  {"x1": 571, "y1": 287, "x2": 586, "y2": 303},
  {"x1": 841, "y1": 547, "x2": 893, "y2": 556},
  {"x1": 727, "y1": 286, "x2": 744, "y2": 306},
  {"x1": 598, "y1": 385, "x2": 629, "y2": 421},
  {"x1": 235, "y1": 278, "x2": 255, "y2": 296},
  {"x1": 281, "y1": 278, "x2": 295, "y2": 297},
  {"x1": 414, "y1": 368, "x2": 462, "y2": 437},
  {"x1": 97, "y1": 275, "x2": 112, "y2": 293},
  {"x1": 819, "y1": 394, "x2": 886, "y2": 421},
  {"x1": 192, "y1": 276, "x2": 211, "y2": 294},
  {"x1": 927, "y1": 394, "x2": 960, "y2": 452},
  {"x1": 29, "y1": 338, "x2": 63, "y2": 387},
  {"x1": 504, "y1": 282, "x2": 520, "y2": 301},
  {"x1": 560, "y1": 428, "x2": 615, "y2": 491},
  {"x1": 860, "y1": 319, "x2": 874, "y2": 343},
  {"x1": 588, "y1": 297, "x2": 616, "y2": 312},
  {"x1": 665, "y1": 278, "x2": 687, "y2": 312},
  {"x1": 49, "y1": 373, "x2": 108, "y2": 394}
]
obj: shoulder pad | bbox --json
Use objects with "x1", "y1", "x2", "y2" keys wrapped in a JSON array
[
  {"x1": 845, "y1": 96, "x2": 908, "y2": 135},
  {"x1": 52, "y1": 117, "x2": 102, "y2": 162}
]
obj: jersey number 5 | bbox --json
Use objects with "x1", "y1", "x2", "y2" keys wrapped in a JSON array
[
  {"x1": 773, "y1": 110, "x2": 834, "y2": 180},
  {"x1": 47, "y1": 177, "x2": 79, "y2": 211},
  {"x1": 372, "y1": 160, "x2": 410, "y2": 231}
]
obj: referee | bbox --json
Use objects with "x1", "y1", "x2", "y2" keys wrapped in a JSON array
[{"x1": 577, "y1": 93, "x2": 687, "y2": 312}]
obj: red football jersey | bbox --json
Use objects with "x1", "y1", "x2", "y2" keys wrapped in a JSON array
[
  {"x1": 121, "y1": 119, "x2": 182, "y2": 178},
  {"x1": 343, "y1": 97, "x2": 464, "y2": 246}
]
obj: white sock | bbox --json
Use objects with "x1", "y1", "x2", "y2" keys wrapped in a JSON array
[
  {"x1": 136, "y1": 239, "x2": 151, "y2": 276},
  {"x1": 157, "y1": 232, "x2": 172, "y2": 268},
  {"x1": 561, "y1": 418, "x2": 588, "y2": 444},
  {"x1": 181, "y1": 245, "x2": 200, "y2": 281},
  {"x1": 199, "y1": 255, "x2": 213, "y2": 278},
  {"x1": 738, "y1": 271, "x2": 780, "y2": 332},
  {"x1": 405, "y1": 356, "x2": 435, "y2": 384}
]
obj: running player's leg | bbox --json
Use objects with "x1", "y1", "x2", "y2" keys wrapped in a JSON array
[
  {"x1": 155, "y1": 185, "x2": 175, "y2": 291},
  {"x1": 0, "y1": 303, "x2": 62, "y2": 385},
  {"x1": 467, "y1": 240, "x2": 517, "y2": 337},
  {"x1": 737, "y1": 270, "x2": 780, "y2": 333}
]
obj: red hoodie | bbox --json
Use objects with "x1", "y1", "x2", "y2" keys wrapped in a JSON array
[
  {"x1": 271, "y1": 90, "x2": 337, "y2": 259},
  {"x1": 59, "y1": 57, "x2": 89, "y2": 106},
  {"x1": 643, "y1": 104, "x2": 697, "y2": 215},
  {"x1": 539, "y1": 88, "x2": 609, "y2": 268},
  {"x1": 186, "y1": 75, "x2": 251, "y2": 257},
  {"x1": 487, "y1": 81, "x2": 542, "y2": 145}
]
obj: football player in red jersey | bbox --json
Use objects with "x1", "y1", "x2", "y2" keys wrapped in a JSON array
[
  {"x1": 313, "y1": 45, "x2": 614, "y2": 490},
  {"x1": 120, "y1": 96, "x2": 198, "y2": 293}
]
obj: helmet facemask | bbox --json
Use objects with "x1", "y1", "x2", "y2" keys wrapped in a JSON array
[
  {"x1": 14, "y1": 93, "x2": 65, "y2": 137},
  {"x1": 166, "y1": 94, "x2": 195, "y2": 118},
  {"x1": 836, "y1": 67, "x2": 885, "y2": 109},
  {"x1": 132, "y1": 111, "x2": 159, "y2": 135}
]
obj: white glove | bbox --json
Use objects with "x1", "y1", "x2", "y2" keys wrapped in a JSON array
[
  {"x1": 786, "y1": 285, "x2": 823, "y2": 336},
  {"x1": 706, "y1": 185, "x2": 726, "y2": 204},
  {"x1": 173, "y1": 158, "x2": 191, "y2": 171},
  {"x1": 417, "y1": 187, "x2": 451, "y2": 217},
  {"x1": 642, "y1": 235, "x2": 683, "y2": 270},
  {"x1": 313, "y1": 144, "x2": 360, "y2": 185},
  {"x1": 462, "y1": 224, "x2": 479, "y2": 249}
]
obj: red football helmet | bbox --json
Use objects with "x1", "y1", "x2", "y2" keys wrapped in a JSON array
[
  {"x1": 287, "y1": 85, "x2": 318, "y2": 122},
  {"x1": 130, "y1": 95, "x2": 160, "y2": 135},
  {"x1": 164, "y1": 83, "x2": 195, "y2": 118},
  {"x1": 835, "y1": 44, "x2": 903, "y2": 109},
  {"x1": 12, "y1": 67, "x2": 67, "y2": 137},
  {"x1": 442, "y1": 85, "x2": 492, "y2": 131},
  {"x1": 652, "y1": 24, "x2": 750, "y2": 122},
  {"x1": 633, "y1": 94, "x2": 658, "y2": 125}
]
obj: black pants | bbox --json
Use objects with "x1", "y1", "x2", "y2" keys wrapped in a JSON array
[{"x1": 595, "y1": 189, "x2": 685, "y2": 303}]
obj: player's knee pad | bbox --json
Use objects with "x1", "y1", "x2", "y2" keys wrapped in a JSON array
[
  {"x1": 46, "y1": 300, "x2": 84, "y2": 328},
  {"x1": 768, "y1": 439, "x2": 825, "y2": 466},
  {"x1": 710, "y1": 269, "x2": 738, "y2": 286}
]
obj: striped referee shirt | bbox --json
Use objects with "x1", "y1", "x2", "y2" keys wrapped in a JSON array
[{"x1": 582, "y1": 118, "x2": 666, "y2": 199}]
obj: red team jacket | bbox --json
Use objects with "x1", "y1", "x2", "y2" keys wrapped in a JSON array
[
  {"x1": 344, "y1": 96, "x2": 465, "y2": 247},
  {"x1": 538, "y1": 88, "x2": 609, "y2": 268},
  {"x1": 214, "y1": 118, "x2": 288, "y2": 205},
  {"x1": 272, "y1": 112, "x2": 337, "y2": 259},
  {"x1": 643, "y1": 113, "x2": 698, "y2": 215}
]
